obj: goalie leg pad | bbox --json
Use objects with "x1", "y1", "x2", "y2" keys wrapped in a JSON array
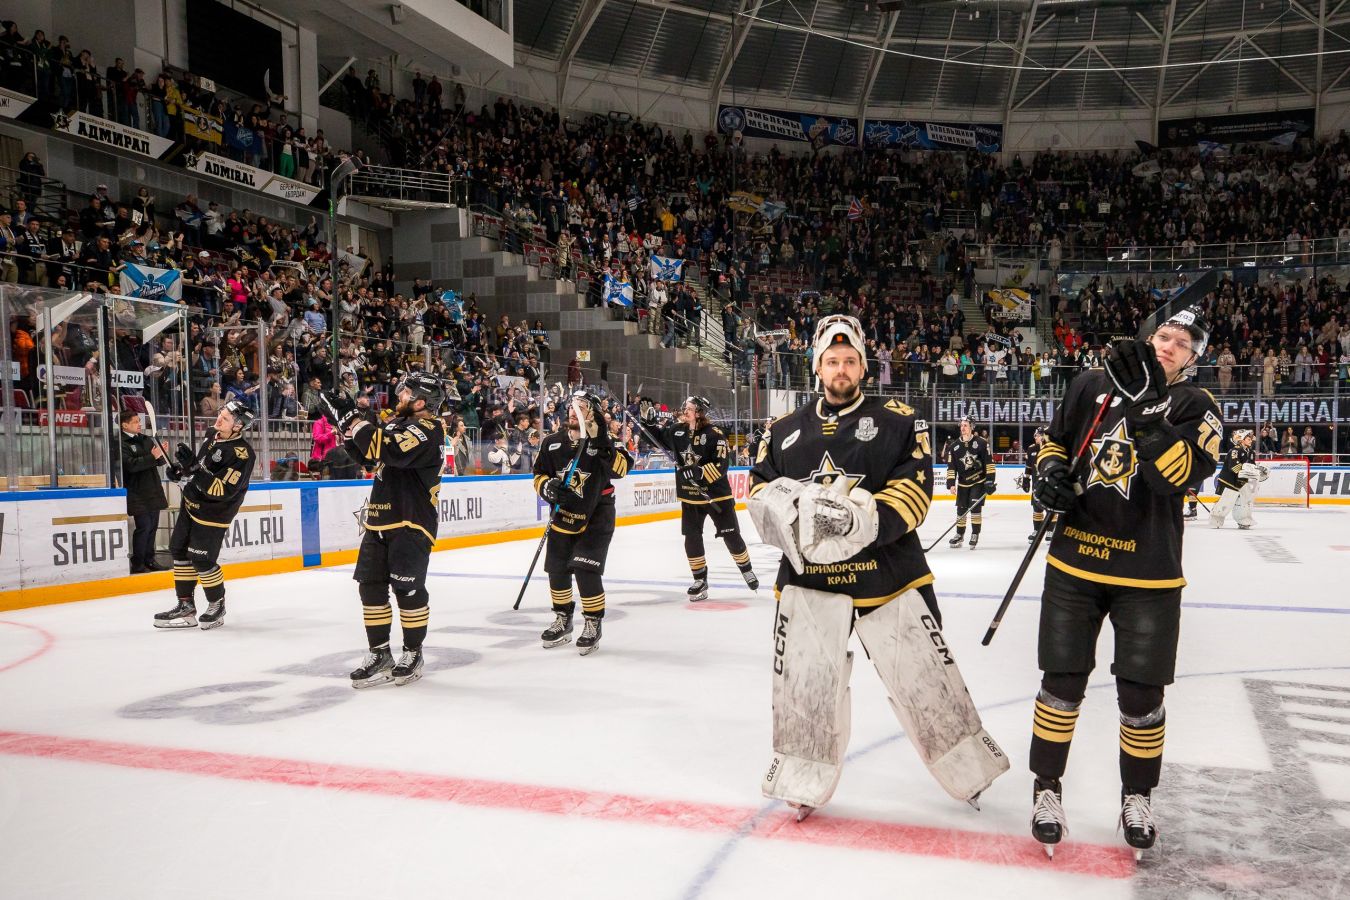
[
  {"x1": 1208, "y1": 488, "x2": 1237, "y2": 527},
  {"x1": 1234, "y1": 481, "x2": 1258, "y2": 527},
  {"x1": 854, "y1": 590, "x2": 1010, "y2": 802},
  {"x1": 763, "y1": 585, "x2": 855, "y2": 809}
]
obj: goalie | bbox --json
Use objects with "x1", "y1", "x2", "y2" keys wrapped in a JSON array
[
  {"x1": 746, "y1": 314, "x2": 1008, "y2": 821},
  {"x1": 1209, "y1": 429, "x2": 1264, "y2": 530}
]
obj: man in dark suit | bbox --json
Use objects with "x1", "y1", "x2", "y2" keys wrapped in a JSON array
[{"x1": 119, "y1": 409, "x2": 170, "y2": 573}]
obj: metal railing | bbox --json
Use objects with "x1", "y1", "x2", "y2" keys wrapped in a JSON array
[
  {"x1": 983, "y1": 235, "x2": 1350, "y2": 274},
  {"x1": 346, "y1": 165, "x2": 466, "y2": 208}
]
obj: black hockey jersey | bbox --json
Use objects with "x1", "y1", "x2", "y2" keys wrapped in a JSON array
[
  {"x1": 1024, "y1": 443, "x2": 1042, "y2": 486},
  {"x1": 533, "y1": 428, "x2": 634, "y2": 534},
  {"x1": 1215, "y1": 444, "x2": 1257, "y2": 491},
  {"x1": 1037, "y1": 370, "x2": 1221, "y2": 589},
  {"x1": 181, "y1": 436, "x2": 255, "y2": 527},
  {"x1": 345, "y1": 415, "x2": 445, "y2": 542},
  {"x1": 647, "y1": 420, "x2": 732, "y2": 505},
  {"x1": 750, "y1": 394, "x2": 934, "y2": 608},
  {"x1": 946, "y1": 435, "x2": 995, "y2": 488}
]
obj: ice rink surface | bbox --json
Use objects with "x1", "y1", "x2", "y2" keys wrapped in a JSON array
[{"x1": 3, "y1": 499, "x2": 1349, "y2": 899}]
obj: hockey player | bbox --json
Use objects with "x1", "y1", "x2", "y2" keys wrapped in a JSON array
[
  {"x1": 1027, "y1": 303, "x2": 1221, "y2": 858},
  {"x1": 1209, "y1": 429, "x2": 1263, "y2": 529},
  {"x1": 746, "y1": 314, "x2": 1008, "y2": 820},
  {"x1": 153, "y1": 399, "x2": 256, "y2": 630},
  {"x1": 945, "y1": 417, "x2": 996, "y2": 548},
  {"x1": 533, "y1": 390, "x2": 634, "y2": 655},
  {"x1": 1016, "y1": 426, "x2": 1049, "y2": 543},
  {"x1": 344, "y1": 373, "x2": 448, "y2": 688},
  {"x1": 639, "y1": 395, "x2": 757, "y2": 601}
]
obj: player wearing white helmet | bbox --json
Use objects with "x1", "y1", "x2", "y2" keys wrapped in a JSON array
[
  {"x1": 1208, "y1": 428, "x2": 1263, "y2": 529},
  {"x1": 746, "y1": 314, "x2": 1008, "y2": 821}
]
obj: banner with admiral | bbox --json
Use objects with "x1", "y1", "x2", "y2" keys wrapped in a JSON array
[
  {"x1": 184, "y1": 151, "x2": 321, "y2": 205},
  {"x1": 649, "y1": 256, "x2": 684, "y2": 282},
  {"x1": 863, "y1": 119, "x2": 1002, "y2": 152},
  {"x1": 717, "y1": 105, "x2": 858, "y2": 147},
  {"x1": 119, "y1": 263, "x2": 183, "y2": 302},
  {"x1": 52, "y1": 111, "x2": 174, "y2": 160}
]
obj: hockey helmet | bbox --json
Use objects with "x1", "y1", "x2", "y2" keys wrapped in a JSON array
[
  {"x1": 398, "y1": 371, "x2": 451, "y2": 412},
  {"x1": 1152, "y1": 302, "x2": 1210, "y2": 358},
  {"x1": 569, "y1": 388, "x2": 603, "y2": 419},
  {"x1": 1232, "y1": 428, "x2": 1255, "y2": 445},
  {"x1": 220, "y1": 399, "x2": 256, "y2": 433},
  {"x1": 811, "y1": 314, "x2": 866, "y2": 368},
  {"x1": 1034, "y1": 425, "x2": 1049, "y2": 436},
  {"x1": 682, "y1": 395, "x2": 711, "y2": 415}
]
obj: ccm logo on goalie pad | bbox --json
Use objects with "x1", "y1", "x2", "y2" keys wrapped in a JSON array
[
  {"x1": 774, "y1": 612, "x2": 788, "y2": 675},
  {"x1": 921, "y1": 614, "x2": 954, "y2": 666}
]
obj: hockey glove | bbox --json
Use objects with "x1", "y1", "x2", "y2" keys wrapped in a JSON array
[
  {"x1": 679, "y1": 465, "x2": 703, "y2": 485},
  {"x1": 1035, "y1": 457, "x2": 1079, "y2": 514},
  {"x1": 798, "y1": 477, "x2": 879, "y2": 565},
  {"x1": 984, "y1": 477, "x2": 997, "y2": 496},
  {"x1": 1106, "y1": 338, "x2": 1169, "y2": 406},
  {"x1": 638, "y1": 399, "x2": 658, "y2": 425},
  {"x1": 945, "y1": 476, "x2": 956, "y2": 492},
  {"x1": 541, "y1": 477, "x2": 563, "y2": 504},
  {"x1": 174, "y1": 442, "x2": 198, "y2": 472},
  {"x1": 746, "y1": 477, "x2": 806, "y2": 574},
  {"x1": 1015, "y1": 473, "x2": 1031, "y2": 493}
]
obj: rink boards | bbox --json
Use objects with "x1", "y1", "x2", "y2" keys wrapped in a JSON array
[{"x1": 3, "y1": 464, "x2": 1349, "y2": 609}]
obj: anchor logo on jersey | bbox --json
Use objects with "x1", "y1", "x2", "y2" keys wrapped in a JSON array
[
  {"x1": 557, "y1": 466, "x2": 590, "y2": 497},
  {"x1": 1087, "y1": 419, "x2": 1138, "y2": 499},
  {"x1": 804, "y1": 451, "x2": 865, "y2": 492}
]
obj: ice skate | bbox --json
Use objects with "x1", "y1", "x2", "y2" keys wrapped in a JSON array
[
  {"x1": 392, "y1": 648, "x2": 424, "y2": 685},
  {"x1": 686, "y1": 578, "x2": 708, "y2": 602},
  {"x1": 1120, "y1": 789, "x2": 1156, "y2": 859},
  {"x1": 198, "y1": 599, "x2": 226, "y2": 630},
  {"x1": 789, "y1": 803, "x2": 815, "y2": 823},
  {"x1": 152, "y1": 600, "x2": 197, "y2": 629},
  {"x1": 948, "y1": 533, "x2": 965, "y2": 548},
  {"x1": 541, "y1": 612, "x2": 573, "y2": 648},
  {"x1": 350, "y1": 646, "x2": 395, "y2": 689},
  {"x1": 741, "y1": 569, "x2": 759, "y2": 591},
  {"x1": 1031, "y1": 777, "x2": 1067, "y2": 858},
  {"x1": 968, "y1": 534, "x2": 979, "y2": 549},
  {"x1": 576, "y1": 616, "x2": 602, "y2": 655}
]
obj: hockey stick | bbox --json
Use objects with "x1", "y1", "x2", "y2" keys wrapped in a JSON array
[
  {"x1": 513, "y1": 398, "x2": 590, "y2": 611},
  {"x1": 1186, "y1": 489, "x2": 1212, "y2": 513},
  {"x1": 923, "y1": 518, "x2": 959, "y2": 553},
  {"x1": 623, "y1": 408, "x2": 728, "y2": 514},
  {"x1": 981, "y1": 390, "x2": 1115, "y2": 646}
]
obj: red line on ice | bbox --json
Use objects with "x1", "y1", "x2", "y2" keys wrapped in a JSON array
[
  {"x1": 0, "y1": 729, "x2": 1133, "y2": 878},
  {"x1": 0, "y1": 621, "x2": 55, "y2": 674}
]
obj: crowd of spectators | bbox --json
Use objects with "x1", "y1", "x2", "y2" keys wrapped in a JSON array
[{"x1": 0, "y1": 18, "x2": 356, "y2": 183}]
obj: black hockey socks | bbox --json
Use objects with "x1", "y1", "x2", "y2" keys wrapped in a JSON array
[
  {"x1": 575, "y1": 570, "x2": 606, "y2": 619},
  {"x1": 1118, "y1": 680, "x2": 1166, "y2": 791},
  {"x1": 1029, "y1": 673, "x2": 1088, "y2": 780},
  {"x1": 173, "y1": 560, "x2": 197, "y2": 602},
  {"x1": 395, "y1": 588, "x2": 430, "y2": 652},
  {"x1": 725, "y1": 534, "x2": 752, "y2": 572},
  {"x1": 196, "y1": 564, "x2": 225, "y2": 603},
  {"x1": 684, "y1": 534, "x2": 708, "y2": 581},
  {"x1": 359, "y1": 581, "x2": 393, "y2": 648},
  {"x1": 548, "y1": 571, "x2": 576, "y2": 615}
]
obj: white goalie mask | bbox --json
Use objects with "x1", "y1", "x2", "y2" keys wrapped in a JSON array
[
  {"x1": 812, "y1": 314, "x2": 867, "y2": 370},
  {"x1": 1232, "y1": 429, "x2": 1254, "y2": 446}
]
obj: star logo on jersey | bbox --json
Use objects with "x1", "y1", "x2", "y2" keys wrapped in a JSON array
[
  {"x1": 1087, "y1": 419, "x2": 1137, "y2": 499},
  {"x1": 804, "y1": 451, "x2": 864, "y2": 492},
  {"x1": 558, "y1": 467, "x2": 590, "y2": 497}
]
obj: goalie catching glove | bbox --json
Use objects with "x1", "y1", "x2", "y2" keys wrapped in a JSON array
[
  {"x1": 1238, "y1": 462, "x2": 1269, "y2": 483},
  {"x1": 798, "y1": 477, "x2": 879, "y2": 565}
]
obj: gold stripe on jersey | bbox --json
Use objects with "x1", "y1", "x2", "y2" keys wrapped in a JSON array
[
  {"x1": 1039, "y1": 441, "x2": 1068, "y2": 464},
  {"x1": 749, "y1": 481, "x2": 767, "y2": 497},
  {"x1": 188, "y1": 512, "x2": 231, "y2": 528},
  {"x1": 534, "y1": 474, "x2": 548, "y2": 494},
  {"x1": 702, "y1": 463, "x2": 720, "y2": 482},
  {"x1": 875, "y1": 479, "x2": 929, "y2": 532},
  {"x1": 1154, "y1": 440, "x2": 1193, "y2": 487},
  {"x1": 820, "y1": 423, "x2": 838, "y2": 437},
  {"x1": 985, "y1": 463, "x2": 997, "y2": 474},
  {"x1": 771, "y1": 572, "x2": 936, "y2": 610},
  {"x1": 1032, "y1": 700, "x2": 1079, "y2": 743},
  {"x1": 1047, "y1": 554, "x2": 1186, "y2": 589},
  {"x1": 681, "y1": 494, "x2": 733, "y2": 505},
  {"x1": 364, "y1": 520, "x2": 435, "y2": 542},
  {"x1": 612, "y1": 454, "x2": 630, "y2": 477},
  {"x1": 369, "y1": 428, "x2": 384, "y2": 460}
]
